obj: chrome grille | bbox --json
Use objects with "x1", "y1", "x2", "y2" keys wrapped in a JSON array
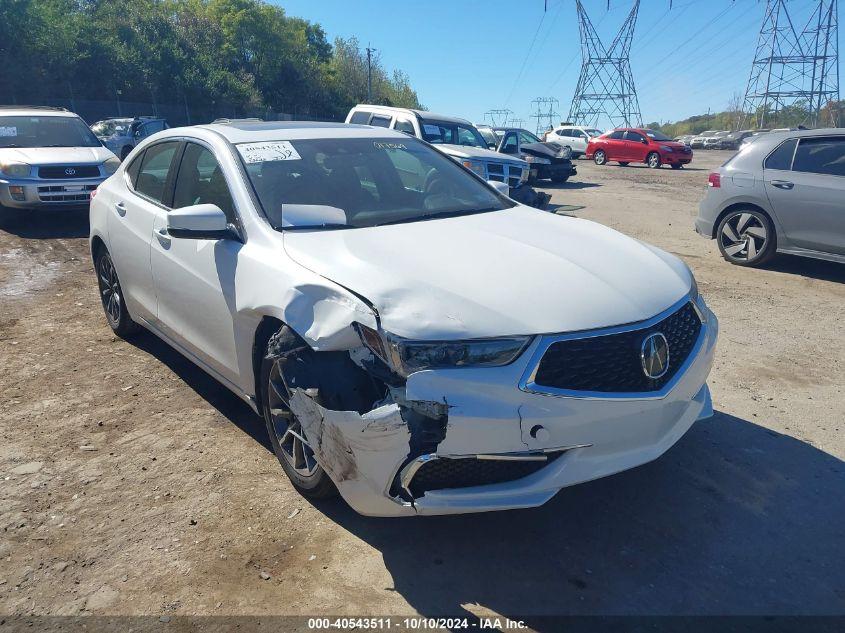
[{"x1": 486, "y1": 162, "x2": 523, "y2": 188}]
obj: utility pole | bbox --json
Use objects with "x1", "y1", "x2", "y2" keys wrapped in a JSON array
[
  {"x1": 530, "y1": 97, "x2": 560, "y2": 135},
  {"x1": 484, "y1": 109, "x2": 513, "y2": 127},
  {"x1": 366, "y1": 45, "x2": 376, "y2": 102},
  {"x1": 740, "y1": 0, "x2": 839, "y2": 128},
  {"x1": 568, "y1": 0, "x2": 642, "y2": 129}
]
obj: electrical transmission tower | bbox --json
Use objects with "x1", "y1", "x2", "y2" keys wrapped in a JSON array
[
  {"x1": 568, "y1": 0, "x2": 642, "y2": 128},
  {"x1": 740, "y1": 0, "x2": 839, "y2": 128},
  {"x1": 530, "y1": 97, "x2": 560, "y2": 134},
  {"x1": 484, "y1": 109, "x2": 513, "y2": 127}
]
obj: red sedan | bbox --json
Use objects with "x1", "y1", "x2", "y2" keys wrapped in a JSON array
[{"x1": 586, "y1": 128, "x2": 693, "y2": 169}]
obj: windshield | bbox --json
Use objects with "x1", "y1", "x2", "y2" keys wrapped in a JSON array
[
  {"x1": 241, "y1": 137, "x2": 514, "y2": 230},
  {"x1": 0, "y1": 116, "x2": 101, "y2": 148},
  {"x1": 91, "y1": 119, "x2": 131, "y2": 137},
  {"x1": 477, "y1": 127, "x2": 498, "y2": 148},
  {"x1": 644, "y1": 129, "x2": 672, "y2": 141},
  {"x1": 419, "y1": 120, "x2": 486, "y2": 148}
]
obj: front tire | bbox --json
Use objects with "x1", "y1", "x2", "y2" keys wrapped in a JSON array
[
  {"x1": 260, "y1": 327, "x2": 337, "y2": 499},
  {"x1": 95, "y1": 248, "x2": 139, "y2": 338},
  {"x1": 716, "y1": 208, "x2": 776, "y2": 267},
  {"x1": 647, "y1": 152, "x2": 662, "y2": 169},
  {"x1": 594, "y1": 150, "x2": 607, "y2": 166}
]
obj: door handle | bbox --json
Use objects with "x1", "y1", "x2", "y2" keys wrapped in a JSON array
[
  {"x1": 771, "y1": 180, "x2": 794, "y2": 190},
  {"x1": 114, "y1": 201, "x2": 127, "y2": 216},
  {"x1": 155, "y1": 227, "x2": 171, "y2": 246}
]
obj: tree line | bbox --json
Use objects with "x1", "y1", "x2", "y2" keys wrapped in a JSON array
[{"x1": 0, "y1": 0, "x2": 423, "y2": 121}]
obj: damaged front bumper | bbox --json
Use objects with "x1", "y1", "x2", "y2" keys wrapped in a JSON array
[{"x1": 289, "y1": 298, "x2": 718, "y2": 517}]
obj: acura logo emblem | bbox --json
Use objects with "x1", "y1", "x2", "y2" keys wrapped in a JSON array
[
  {"x1": 65, "y1": 168, "x2": 76, "y2": 176},
  {"x1": 641, "y1": 332, "x2": 670, "y2": 379}
]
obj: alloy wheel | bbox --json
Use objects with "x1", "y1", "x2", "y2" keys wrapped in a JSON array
[
  {"x1": 720, "y1": 212, "x2": 768, "y2": 262},
  {"x1": 97, "y1": 254, "x2": 122, "y2": 326},
  {"x1": 267, "y1": 359, "x2": 319, "y2": 477},
  {"x1": 594, "y1": 150, "x2": 606, "y2": 165},
  {"x1": 648, "y1": 152, "x2": 661, "y2": 168}
]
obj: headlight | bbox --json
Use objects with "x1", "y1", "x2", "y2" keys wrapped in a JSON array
[
  {"x1": 461, "y1": 160, "x2": 486, "y2": 178},
  {"x1": 0, "y1": 162, "x2": 31, "y2": 178},
  {"x1": 659, "y1": 145, "x2": 674, "y2": 152},
  {"x1": 354, "y1": 323, "x2": 531, "y2": 377},
  {"x1": 102, "y1": 157, "x2": 121, "y2": 175},
  {"x1": 524, "y1": 155, "x2": 551, "y2": 165}
]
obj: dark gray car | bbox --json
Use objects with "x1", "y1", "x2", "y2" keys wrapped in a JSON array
[{"x1": 696, "y1": 128, "x2": 845, "y2": 266}]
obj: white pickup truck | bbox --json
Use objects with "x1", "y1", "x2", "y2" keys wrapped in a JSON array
[{"x1": 345, "y1": 105, "x2": 549, "y2": 208}]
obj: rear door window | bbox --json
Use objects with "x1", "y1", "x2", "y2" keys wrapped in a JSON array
[
  {"x1": 349, "y1": 111, "x2": 371, "y2": 124},
  {"x1": 133, "y1": 141, "x2": 180, "y2": 204},
  {"x1": 369, "y1": 115, "x2": 391, "y2": 128},
  {"x1": 625, "y1": 131, "x2": 646, "y2": 143},
  {"x1": 792, "y1": 137, "x2": 845, "y2": 177},
  {"x1": 764, "y1": 138, "x2": 798, "y2": 171}
]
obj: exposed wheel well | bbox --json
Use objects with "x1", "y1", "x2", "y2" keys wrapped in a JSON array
[
  {"x1": 712, "y1": 202, "x2": 774, "y2": 240},
  {"x1": 252, "y1": 316, "x2": 284, "y2": 403},
  {"x1": 90, "y1": 235, "x2": 107, "y2": 262}
]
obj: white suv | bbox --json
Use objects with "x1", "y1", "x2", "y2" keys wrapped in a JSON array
[
  {"x1": 545, "y1": 125, "x2": 605, "y2": 158},
  {"x1": 0, "y1": 106, "x2": 119, "y2": 210},
  {"x1": 90, "y1": 120, "x2": 717, "y2": 517}
]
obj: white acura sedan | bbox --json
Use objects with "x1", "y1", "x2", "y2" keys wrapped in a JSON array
[{"x1": 90, "y1": 120, "x2": 718, "y2": 516}]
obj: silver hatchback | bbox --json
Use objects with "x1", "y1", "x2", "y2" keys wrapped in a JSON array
[{"x1": 696, "y1": 129, "x2": 845, "y2": 266}]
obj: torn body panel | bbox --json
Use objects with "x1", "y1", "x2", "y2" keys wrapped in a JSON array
[{"x1": 286, "y1": 302, "x2": 717, "y2": 517}]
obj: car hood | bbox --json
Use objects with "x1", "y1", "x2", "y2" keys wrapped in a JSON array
[
  {"x1": 520, "y1": 141, "x2": 572, "y2": 161},
  {"x1": 437, "y1": 144, "x2": 526, "y2": 166},
  {"x1": 282, "y1": 205, "x2": 692, "y2": 340},
  {"x1": 660, "y1": 141, "x2": 689, "y2": 150},
  {"x1": 0, "y1": 146, "x2": 115, "y2": 166}
]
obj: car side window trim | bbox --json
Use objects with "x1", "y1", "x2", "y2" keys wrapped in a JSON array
[
  {"x1": 763, "y1": 137, "x2": 799, "y2": 172},
  {"x1": 172, "y1": 139, "x2": 244, "y2": 233},
  {"x1": 125, "y1": 139, "x2": 182, "y2": 210},
  {"x1": 171, "y1": 138, "x2": 247, "y2": 235}
]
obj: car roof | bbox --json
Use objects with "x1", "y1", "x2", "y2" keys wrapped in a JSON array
[
  {"x1": 350, "y1": 104, "x2": 471, "y2": 125},
  {"x1": 0, "y1": 106, "x2": 76, "y2": 118},
  {"x1": 196, "y1": 120, "x2": 410, "y2": 143}
]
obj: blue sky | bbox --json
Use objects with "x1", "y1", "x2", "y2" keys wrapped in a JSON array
[{"x1": 275, "y1": 0, "x2": 840, "y2": 130}]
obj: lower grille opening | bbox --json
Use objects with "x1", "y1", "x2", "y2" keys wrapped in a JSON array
[{"x1": 408, "y1": 453, "x2": 562, "y2": 498}]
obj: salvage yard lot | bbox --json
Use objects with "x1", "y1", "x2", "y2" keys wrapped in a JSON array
[{"x1": 1, "y1": 149, "x2": 843, "y2": 618}]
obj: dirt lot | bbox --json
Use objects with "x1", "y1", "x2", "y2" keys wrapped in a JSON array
[{"x1": 1, "y1": 150, "x2": 843, "y2": 621}]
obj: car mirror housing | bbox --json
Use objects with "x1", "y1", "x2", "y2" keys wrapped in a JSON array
[{"x1": 167, "y1": 204, "x2": 233, "y2": 240}]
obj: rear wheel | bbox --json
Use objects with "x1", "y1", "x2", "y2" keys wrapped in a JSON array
[
  {"x1": 647, "y1": 152, "x2": 662, "y2": 169},
  {"x1": 593, "y1": 150, "x2": 607, "y2": 166},
  {"x1": 260, "y1": 327, "x2": 337, "y2": 499},
  {"x1": 716, "y1": 208, "x2": 776, "y2": 267},
  {"x1": 95, "y1": 247, "x2": 139, "y2": 338}
]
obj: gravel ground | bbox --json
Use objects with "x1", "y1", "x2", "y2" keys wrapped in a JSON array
[{"x1": 0, "y1": 149, "x2": 843, "y2": 621}]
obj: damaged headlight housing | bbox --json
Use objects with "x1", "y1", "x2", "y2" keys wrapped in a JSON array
[{"x1": 354, "y1": 323, "x2": 532, "y2": 377}]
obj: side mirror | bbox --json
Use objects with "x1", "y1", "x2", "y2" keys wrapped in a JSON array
[
  {"x1": 487, "y1": 180, "x2": 510, "y2": 196},
  {"x1": 167, "y1": 204, "x2": 233, "y2": 240}
]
